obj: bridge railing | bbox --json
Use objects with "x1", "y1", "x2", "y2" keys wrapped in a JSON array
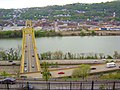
[
  {"x1": 0, "y1": 80, "x2": 120, "y2": 90},
  {"x1": 20, "y1": 29, "x2": 25, "y2": 73}
]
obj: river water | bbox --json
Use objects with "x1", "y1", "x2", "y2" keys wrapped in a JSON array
[{"x1": 0, "y1": 36, "x2": 120, "y2": 55}]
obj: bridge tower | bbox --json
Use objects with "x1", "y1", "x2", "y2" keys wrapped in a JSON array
[{"x1": 26, "y1": 20, "x2": 32, "y2": 27}]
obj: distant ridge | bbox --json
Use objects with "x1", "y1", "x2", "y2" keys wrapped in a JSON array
[{"x1": 0, "y1": 1, "x2": 120, "y2": 21}]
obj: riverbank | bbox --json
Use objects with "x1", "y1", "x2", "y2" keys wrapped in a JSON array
[
  {"x1": 57, "y1": 30, "x2": 120, "y2": 36},
  {"x1": 1, "y1": 30, "x2": 120, "y2": 39}
]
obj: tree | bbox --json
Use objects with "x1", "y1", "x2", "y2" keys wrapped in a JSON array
[
  {"x1": 113, "y1": 51, "x2": 119, "y2": 59},
  {"x1": 53, "y1": 51, "x2": 63, "y2": 59},
  {"x1": 0, "y1": 50, "x2": 7, "y2": 60},
  {"x1": 107, "y1": 55, "x2": 113, "y2": 59},
  {"x1": 14, "y1": 69, "x2": 20, "y2": 78},
  {"x1": 100, "y1": 72, "x2": 120, "y2": 80},
  {"x1": 80, "y1": 31, "x2": 86, "y2": 36},
  {"x1": 81, "y1": 53, "x2": 85, "y2": 59},
  {"x1": 91, "y1": 30, "x2": 96, "y2": 35},
  {"x1": 72, "y1": 64, "x2": 90, "y2": 80},
  {"x1": 68, "y1": 52, "x2": 72, "y2": 59},
  {"x1": 99, "y1": 53, "x2": 104, "y2": 59},
  {"x1": 0, "y1": 71, "x2": 10, "y2": 78},
  {"x1": 42, "y1": 62, "x2": 51, "y2": 81}
]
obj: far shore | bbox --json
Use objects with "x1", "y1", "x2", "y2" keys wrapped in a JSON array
[
  {"x1": 58, "y1": 30, "x2": 120, "y2": 36},
  {"x1": 1, "y1": 30, "x2": 120, "y2": 39}
]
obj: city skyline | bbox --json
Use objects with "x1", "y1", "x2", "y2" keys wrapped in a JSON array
[{"x1": 0, "y1": 0, "x2": 115, "y2": 9}]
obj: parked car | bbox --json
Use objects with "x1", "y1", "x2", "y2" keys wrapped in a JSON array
[
  {"x1": 8, "y1": 60, "x2": 13, "y2": 62},
  {"x1": 0, "y1": 78, "x2": 16, "y2": 84},
  {"x1": 12, "y1": 63, "x2": 16, "y2": 65},
  {"x1": 20, "y1": 76, "x2": 27, "y2": 78},
  {"x1": 91, "y1": 67, "x2": 96, "y2": 70}
]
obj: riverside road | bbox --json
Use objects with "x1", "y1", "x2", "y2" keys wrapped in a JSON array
[{"x1": 0, "y1": 59, "x2": 120, "y2": 78}]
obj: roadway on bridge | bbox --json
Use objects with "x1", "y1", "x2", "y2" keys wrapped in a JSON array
[{"x1": 24, "y1": 34, "x2": 37, "y2": 73}]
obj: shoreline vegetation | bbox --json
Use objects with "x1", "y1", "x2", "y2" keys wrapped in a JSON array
[
  {"x1": 0, "y1": 47, "x2": 120, "y2": 61},
  {"x1": 40, "y1": 51, "x2": 120, "y2": 60},
  {"x1": 1, "y1": 30, "x2": 120, "y2": 39},
  {"x1": 0, "y1": 47, "x2": 21, "y2": 61}
]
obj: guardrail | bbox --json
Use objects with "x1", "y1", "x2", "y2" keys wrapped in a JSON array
[{"x1": 0, "y1": 80, "x2": 120, "y2": 90}]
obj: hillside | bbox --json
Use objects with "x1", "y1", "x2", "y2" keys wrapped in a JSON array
[{"x1": 0, "y1": 1, "x2": 120, "y2": 21}]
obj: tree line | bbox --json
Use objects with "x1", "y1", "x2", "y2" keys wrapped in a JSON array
[
  {"x1": 0, "y1": 1, "x2": 120, "y2": 21},
  {"x1": 0, "y1": 47, "x2": 120, "y2": 61},
  {"x1": 0, "y1": 30, "x2": 63, "y2": 38},
  {"x1": 0, "y1": 30, "x2": 22, "y2": 38},
  {"x1": 40, "y1": 51, "x2": 120, "y2": 60},
  {"x1": 0, "y1": 30, "x2": 97, "y2": 39},
  {"x1": 0, "y1": 47, "x2": 21, "y2": 61}
]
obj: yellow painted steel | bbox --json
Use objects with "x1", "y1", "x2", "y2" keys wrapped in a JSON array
[
  {"x1": 25, "y1": 20, "x2": 32, "y2": 27},
  {"x1": 20, "y1": 20, "x2": 41, "y2": 73},
  {"x1": 28, "y1": 37, "x2": 32, "y2": 72},
  {"x1": 20, "y1": 29, "x2": 25, "y2": 73}
]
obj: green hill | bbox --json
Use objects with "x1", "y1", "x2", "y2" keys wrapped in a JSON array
[{"x1": 0, "y1": 1, "x2": 120, "y2": 21}]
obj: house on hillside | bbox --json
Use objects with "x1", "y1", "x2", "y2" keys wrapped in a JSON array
[{"x1": 54, "y1": 21, "x2": 79, "y2": 31}]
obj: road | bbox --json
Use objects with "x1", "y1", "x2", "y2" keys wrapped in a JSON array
[
  {"x1": 24, "y1": 34, "x2": 37, "y2": 73},
  {"x1": 49, "y1": 62, "x2": 120, "y2": 78},
  {"x1": 41, "y1": 59, "x2": 120, "y2": 65},
  {"x1": 20, "y1": 62, "x2": 120, "y2": 78}
]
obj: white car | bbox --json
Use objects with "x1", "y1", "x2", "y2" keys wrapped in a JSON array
[
  {"x1": 25, "y1": 68, "x2": 27, "y2": 72},
  {"x1": 106, "y1": 62, "x2": 116, "y2": 68},
  {"x1": 102, "y1": 59, "x2": 106, "y2": 61}
]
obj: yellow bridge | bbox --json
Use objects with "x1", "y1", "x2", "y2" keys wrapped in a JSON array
[{"x1": 20, "y1": 20, "x2": 41, "y2": 74}]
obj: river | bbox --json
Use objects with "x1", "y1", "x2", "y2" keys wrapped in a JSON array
[{"x1": 0, "y1": 36, "x2": 120, "y2": 56}]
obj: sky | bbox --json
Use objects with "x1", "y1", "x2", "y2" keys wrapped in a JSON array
[{"x1": 0, "y1": 0, "x2": 115, "y2": 9}]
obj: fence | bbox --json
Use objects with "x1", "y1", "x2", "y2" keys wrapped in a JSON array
[{"x1": 0, "y1": 80, "x2": 120, "y2": 90}]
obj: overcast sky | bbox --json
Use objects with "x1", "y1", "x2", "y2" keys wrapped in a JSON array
[{"x1": 0, "y1": 0, "x2": 115, "y2": 9}]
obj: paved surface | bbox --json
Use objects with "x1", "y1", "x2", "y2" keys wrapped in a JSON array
[
  {"x1": 0, "y1": 59, "x2": 119, "y2": 77},
  {"x1": 0, "y1": 66, "x2": 19, "y2": 74},
  {"x1": 24, "y1": 34, "x2": 38, "y2": 73},
  {"x1": 19, "y1": 62, "x2": 120, "y2": 78},
  {"x1": 1, "y1": 59, "x2": 120, "y2": 65},
  {"x1": 42, "y1": 59, "x2": 119, "y2": 64},
  {"x1": 49, "y1": 62, "x2": 120, "y2": 78}
]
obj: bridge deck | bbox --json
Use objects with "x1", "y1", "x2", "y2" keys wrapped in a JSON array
[{"x1": 20, "y1": 26, "x2": 41, "y2": 74}]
